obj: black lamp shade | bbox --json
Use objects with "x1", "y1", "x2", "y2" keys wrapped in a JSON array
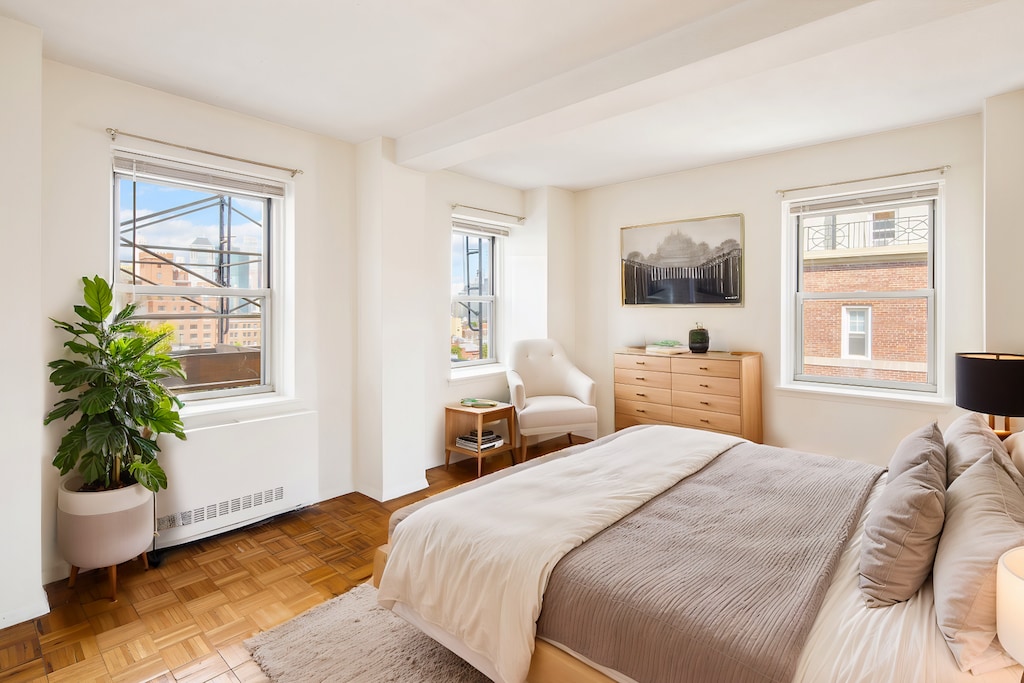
[{"x1": 955, "y1": 353, "x2": 1024, "y2": 417}]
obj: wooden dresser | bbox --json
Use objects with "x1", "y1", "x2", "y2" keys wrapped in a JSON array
[{"x1": 613, "y1": 349, "x2": 763, "y2": 443}]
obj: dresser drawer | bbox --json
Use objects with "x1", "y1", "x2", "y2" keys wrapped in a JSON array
[
  {"x1": 672, "y1": 373, "x2": 740, "y2": 397},
  {"x1": 672, "y1": 357, "x2": 741, "y2": 378},
  {"x1": 615, "y1": 413, "x2": 666, "y2": 430},
  {"x1": 614, "y1": 367, "x2": 672, "y2": 390},
  {"x1": 672, "y1": 390, "x2": 740, "y2": 415},
  {"x1": 614, "y1": 354, "x2": 672, "y2": 372},
  {"x1": 615, "y1": 383, "x2": 672, "y2": 405},
  {"x1": 616, "y1": 398, "x2": 673, "y2": 422},
  {"x1": 673, "y1": 407, "x2": 741, "y2": 435}
]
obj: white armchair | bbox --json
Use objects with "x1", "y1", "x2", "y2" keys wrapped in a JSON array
[{"x1": 506, "y1": 339, "x2": 598, "y2": 462}]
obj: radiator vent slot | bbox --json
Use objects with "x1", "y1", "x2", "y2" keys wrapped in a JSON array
[{"x1": 157, "y1": 485, "x2": 286, "y2": 532}]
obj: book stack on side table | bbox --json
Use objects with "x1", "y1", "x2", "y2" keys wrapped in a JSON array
[{"x1": 456, "y1": 430, "x2": 504, "y2": 451}]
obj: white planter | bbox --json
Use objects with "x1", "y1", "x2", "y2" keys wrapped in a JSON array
[{"x1": 57, "y1": 477, "x2": 154, "y2": 571}]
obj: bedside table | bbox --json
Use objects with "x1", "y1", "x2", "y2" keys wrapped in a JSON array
[{"x1": 444, "y1": 402, "x2": 518, "y2": 478}]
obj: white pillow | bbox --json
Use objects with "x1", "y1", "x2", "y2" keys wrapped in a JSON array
[{"x1": 932, "y1": 449, "x2": 1024, "y2": 673}]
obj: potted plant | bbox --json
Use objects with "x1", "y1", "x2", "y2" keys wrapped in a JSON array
[{"x1": 44, "y1": 275, "x2": 186, "y2": 596}]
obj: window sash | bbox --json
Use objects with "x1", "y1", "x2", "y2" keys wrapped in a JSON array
[
  {"x1": 114, "y1": 157, "x2": 280, "y2": 400},
  {"x1": 795, "y1": 291, "x2": 935, "y2": 392},
  {"x1": 451, "y1": 222, "x2": 501, "y2": 368}
]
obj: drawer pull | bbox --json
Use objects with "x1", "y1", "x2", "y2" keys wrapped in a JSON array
[
  {"x1": 635, "y1": 376, "x2": 647, "y2": 381},
  {"x1": 637, "y1": 409, "x2": 646, "y2": 413},
  {"x1": 699, "y1": 366, "x2": 709, "y2": 371},
  {"x1": 700, "y1": 419, "x2": 710, "y2": 424},
  {"x1": 699, "y1": 383, "x2": 710, "y2": 388},
  {"x1": 635, "y1": 361, "x2": 645, "y2": 365},
  {"x1": 636, "y1": 393, "x2": 646, "y2": 397},
  {"x1": 700, "y1": 401, "x2": 710, "y2": 406}
]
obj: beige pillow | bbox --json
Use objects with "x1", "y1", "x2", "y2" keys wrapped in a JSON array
[
  {"x1": 944, "y1": 412, "x2": 1009, "y2": 485},
  {"x1": 932, "y1": 450, "x2": 1024, "y2": 673},
  {"x1": 859, "y1": 422, "x2": 946, "y2": 606},
  {"x1": 1005, "y1": 431, "x2": 1024, "y2": 476}
]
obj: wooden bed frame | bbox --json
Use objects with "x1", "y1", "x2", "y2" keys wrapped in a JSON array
[{"x1": 372, "y1": 544, "x2": 615, "y2": 683}]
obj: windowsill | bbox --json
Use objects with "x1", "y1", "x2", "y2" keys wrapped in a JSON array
[
  {"x1": 179, "y1": 392, "x2": 308, "y2": 430},
  {"x1": 448, "y1": 363, "x2": 507, "y2": 386},
  {"x1": 776, "y1": 380, "x2": 951, "y2": 408}
]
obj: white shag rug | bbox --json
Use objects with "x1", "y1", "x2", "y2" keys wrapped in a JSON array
[{"x1": 245, "y1": 583, "x2": 491, "y2": 682}]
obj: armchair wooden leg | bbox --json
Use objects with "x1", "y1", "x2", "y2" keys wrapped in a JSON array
[
  {"x1": 67, "y1": 565, "x2": 79, "y2": 588},
  {"x1": 567, "y1": 433, "x2": 575, "y2": 445},
  {"x1": 107, "y1": 565, "x2": 117, "y2": 602}
]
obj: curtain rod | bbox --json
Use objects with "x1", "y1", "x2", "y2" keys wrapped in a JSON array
[
  {"x1": 776, "y1": 165, "x2": 949, "y2": 197},
  {"x1": 452, "y1": 203, "x2": 525, "y2": 223},
  {"x1": 106, "y1": 128, "x2": 303, "y2": 178}
]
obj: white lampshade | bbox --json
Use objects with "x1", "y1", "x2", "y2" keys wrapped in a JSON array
[{"x1": 997, "y1": 547, "x2": 1024, "y2": 664}]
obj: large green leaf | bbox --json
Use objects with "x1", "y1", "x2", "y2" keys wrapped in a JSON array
[
  {"x1": 129, "y1": 460, "x2": 167, "y2": 492},
  {"x1": 77, "y1": 450, "x2": 108, "y2": 487},
  {"x1": 82, "y1": 275, "x2": 113, "y2": 321},
  {"x1": 52, "y1": 427, "x2": 87, "y2": 473},
  {"x1": 44, "y1": 398, "x2": 80, "y2": 425},
  {"x1": 85, "y1": 421, "x2": 128, "y2": 458},
  {"x1": 79, "y1": 386, "x2": 118, "y2": 415}
]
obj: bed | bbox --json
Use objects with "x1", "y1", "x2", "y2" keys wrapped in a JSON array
[{"x1": 375, "y1": 417, "x2": 1024, "y2": 683}]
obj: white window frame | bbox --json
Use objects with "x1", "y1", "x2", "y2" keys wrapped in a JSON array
[
  {"x1": 841, "y1": 306, "x2": 871, "y2": 359},
  {"x1": 112, "y1": 150, "x2": 287, "y2": 402},
  {"x1": 450, "y1": 223, "x2": 503, "y2": 369},
  {"x1": 784, "y1": 181, "x2": 940, "y2": 395}
]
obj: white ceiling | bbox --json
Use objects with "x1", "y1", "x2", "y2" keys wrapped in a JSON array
[{"x1": 2, "y1": 0, "x2": 1023, "y2": 191}]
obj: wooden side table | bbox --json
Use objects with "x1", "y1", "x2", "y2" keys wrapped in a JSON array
[{"x1": 444, "y1": 402, "x2": 518, "y2": 478}]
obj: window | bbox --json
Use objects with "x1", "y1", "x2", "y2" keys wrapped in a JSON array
[
  {"x1": 450, "y1": 213, "x2": 508, "y2": 368},
  {"x1": 842, "y1": 306, "x2": 870, "y2": 359},
  {"x1": 790, "y1": 183, "x2": 937, "y2": 392},
  {"x1": 113, "y1": 152, "x2": 284, "y2": 399}
]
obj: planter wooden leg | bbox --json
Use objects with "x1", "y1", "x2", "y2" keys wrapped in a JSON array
[
  {"x1": 67, "y1": 565, "x2": 79, "y2": 588},
  {"x1": 108, "y1": 565, "x2": 117, "y2": 602}
]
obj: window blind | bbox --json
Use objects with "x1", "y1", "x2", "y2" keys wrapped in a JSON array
[
  {"x1": 113, "y1": 151, "x2": 286, "y2": 198},
  {"x1": 789, "y1": 184, "x2": 939, "y2": 216}
]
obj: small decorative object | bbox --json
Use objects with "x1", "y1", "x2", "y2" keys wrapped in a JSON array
[
  {"x1": 645, "y1": 339, "x2": 688, "y2": 355},
  {"x1": 460, "y1": 398, "x2": 498, "y2": 408},
  {"x1": 688, "y1": 323, "x2": 710, "y2": 353}
]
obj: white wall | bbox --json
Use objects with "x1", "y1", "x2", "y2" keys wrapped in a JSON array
[
  {"x1": 983, "y1": 90, "x2": 1024, "y2": 354},
  {"x1": 0, "y1": 15, "x2": 49, "y2": 627},
  {"x1": 575, "y1": 116, "x2": 986, "y2": 465},
  {"x1": 37, "y1": 61, "x2": 356, "y2": 585}
]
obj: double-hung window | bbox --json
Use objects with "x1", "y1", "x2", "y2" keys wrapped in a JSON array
[
  {"x1": 790, "y1": 183, "x2": 938, "y2": 392},
  {"x1": 450, "y1": 214, "x2": 507, "y2": 367},
  {"x1": 113, "y1": 152, "x2": 283, "y2": 399}
]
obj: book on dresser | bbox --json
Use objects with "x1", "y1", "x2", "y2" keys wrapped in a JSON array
[{"x1": 613, "y1": 349, "x2": 763, "y2": 443}]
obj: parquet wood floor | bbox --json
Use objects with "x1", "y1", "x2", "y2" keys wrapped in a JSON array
[{"x1": 0, "y1": 436, "x2": 580, "y2": 683}]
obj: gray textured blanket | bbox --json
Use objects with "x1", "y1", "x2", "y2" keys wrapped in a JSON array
[{"x1": 536, "y1": 442, "x2": 882, "y2": 683}]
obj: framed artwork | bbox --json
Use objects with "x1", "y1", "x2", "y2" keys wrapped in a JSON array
[{"x1": 621, "y1": 214, "x2": 743, "y2": 306}]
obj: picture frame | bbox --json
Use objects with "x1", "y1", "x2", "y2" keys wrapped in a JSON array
[{"x1": 621, "y1": 214, "x2": 744, "y2": 306}]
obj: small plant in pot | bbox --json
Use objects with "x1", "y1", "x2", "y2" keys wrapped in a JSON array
[{"x1": 44, "y1": 275, "x2": 186, "y2": 597}]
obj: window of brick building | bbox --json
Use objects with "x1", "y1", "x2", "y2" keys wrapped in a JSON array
[{"x1": 789, "y1": 183, "x2": 937, "y2": 393}]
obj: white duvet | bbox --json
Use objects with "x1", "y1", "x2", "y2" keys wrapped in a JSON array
[{"x1": 377, "y1": 425, "x2": 742, "y2": 683}]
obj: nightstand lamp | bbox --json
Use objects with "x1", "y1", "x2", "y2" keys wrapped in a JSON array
[
  {"x1": 998, "y1": 548, "x2": 1024, "y2": 677},
  {"x1": 955, "y1": 353, "x2": 1024, "y2": 438}
]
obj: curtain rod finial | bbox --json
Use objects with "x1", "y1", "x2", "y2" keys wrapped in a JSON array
[{"x1": 106, "y1": 127, "x2": 118, "y2": 140}]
